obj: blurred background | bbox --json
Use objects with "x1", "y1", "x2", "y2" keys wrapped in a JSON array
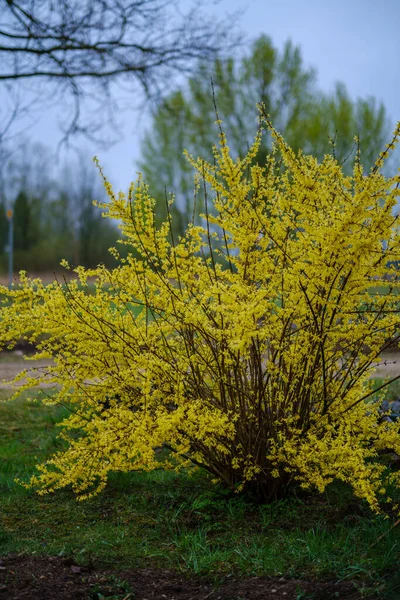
[{"x1": 0, "y1": 0, "x2": 399, "y2": 277}]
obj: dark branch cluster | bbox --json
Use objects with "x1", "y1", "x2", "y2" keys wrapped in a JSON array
[{"x1": 0, "y1": 0, "x2": 241, "y2": 143}]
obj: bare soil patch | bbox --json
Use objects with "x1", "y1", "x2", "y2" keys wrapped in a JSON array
[
  {"x1": 0, "y1": 555, "x2": 374, "y2": 599},
  {"x1": 0, "y1": 352, "x2": 54, "y2": 390},
  {"x1": 0, "y1": 351, "x2": 399, "y2": 389},
  {"x1": 371, "y1": 352, "x2": 400, "y2": 379},
  {"x1": 0, "y1": 271, "x2": 96, "y2": 286}
]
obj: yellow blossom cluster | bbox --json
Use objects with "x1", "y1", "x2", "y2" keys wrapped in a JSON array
[{"x1": 1, "y1": 108, "x2": 400, "y2": 510}]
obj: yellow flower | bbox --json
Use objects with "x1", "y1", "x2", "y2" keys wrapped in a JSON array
[{"x1": 1, "y1": 113, "x2": 400, "y2": 513}]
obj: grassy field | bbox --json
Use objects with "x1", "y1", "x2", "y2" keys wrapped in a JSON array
[
  {"x1": 368, "y1": 378, "x2": 400, "y2": 404},
  {"x1": 0, "y1": 387, "x2": 400, "y2": 598}
]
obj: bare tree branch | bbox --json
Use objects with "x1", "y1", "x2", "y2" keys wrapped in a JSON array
[{"x1": 0, "y1": 0, "x2": 243, "y2": 144}]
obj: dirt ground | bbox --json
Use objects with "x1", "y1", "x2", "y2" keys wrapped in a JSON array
[
  {"x1": 0, "y1": 555, "x2": 376, "y2": 600},
  {"x1": 0, "y1": 349, "x2": 58, "y2": 390},
  {"x1": 0, "y1": 352, "x2": 55, "y2": 389},
  {"x1": 0, "y1": 350, "x2": 399, "y2": 390},
  {"x1": 371, "y1": 350, "x2": 400, "y2": 379}
]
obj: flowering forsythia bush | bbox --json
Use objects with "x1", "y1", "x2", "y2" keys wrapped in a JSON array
[{"x1": 1, "y1": 109, "x2": 400, "y2": 511}]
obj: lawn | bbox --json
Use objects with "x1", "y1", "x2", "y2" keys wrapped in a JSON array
[{"x1": 0, "y1": 387, "x2": 400, "y2": 599}]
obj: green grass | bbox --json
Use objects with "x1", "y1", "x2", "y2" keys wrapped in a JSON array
[
  {"x1": 368, "y1": 285, "x2": 400, "y2": 296},
  {"x1": 0, "y1": 390, "x2": 400, "y2": 598},
  {"x1": 368, "y1": 377, "x2": 400, "y2": 404}
]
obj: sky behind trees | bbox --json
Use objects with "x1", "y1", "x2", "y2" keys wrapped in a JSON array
[{"x1": 2, "y1": 0, "x2": 400, "y2": 192}]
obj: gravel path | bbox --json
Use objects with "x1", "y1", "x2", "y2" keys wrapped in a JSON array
[
  {"x1": 0, "y1": 352, "x2": 55, "y2": 390},
  {"x1": 0, "y1": 351, "x2": 399, "y2": 392}
]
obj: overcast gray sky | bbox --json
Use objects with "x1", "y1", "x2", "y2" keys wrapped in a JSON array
[{"x1": 6, "y1": 0, "x2": 400, "y2": 192}]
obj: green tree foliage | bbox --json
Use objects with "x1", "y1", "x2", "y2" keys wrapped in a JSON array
[
  {"x1": 13, "y1": 191, "x2": 45, "y2": 270},
  {"x1": 13, "y1": 191, "x2": 37, "y2": 252},
  {"x1": 139, "y1": 35, "x2": 389, "y2": 234},
  {"x1": 0, "y1": 200, "x2": 8, "y2": 271},
  {"x1": 0, "y1": 201, "x2": 7, "y2": 250}
]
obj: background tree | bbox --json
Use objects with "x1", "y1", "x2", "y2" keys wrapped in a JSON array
[
  {"x1": 0, "y1": 201, "x2": 8, "y2": 271},
  {"x1": 0, "y1": 0, "x2": 241, "y2": 145},
  {"x1": 139, "y1": 35, "x2": 390, "y2": 235},
  {"x1": 13, "y1": 190, "x2": 35, "y2": 252},
  {"x1": 0, "y1": 142, "x2": 120, "y2": 273},
  {"x1": 59, "y1": 156, "x2": 120, "y2": 268}
]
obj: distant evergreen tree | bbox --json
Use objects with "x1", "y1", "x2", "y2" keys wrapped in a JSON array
[
  {"x1": 13, "y1": 191, "x2": 34, "y2": 252},
  {"x1": 0, "y1": 201, "x2": 8, "y2": 254}
]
